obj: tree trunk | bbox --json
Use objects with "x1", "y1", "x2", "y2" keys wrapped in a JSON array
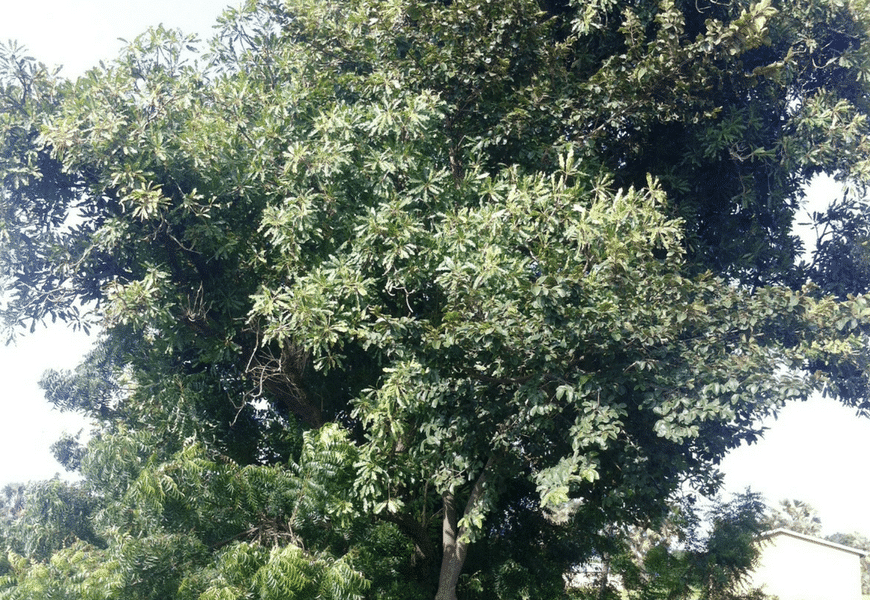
[
  {"x1": 596, "y1": 554, "x2": 611, "y2": 600},
  {"x1": 434, "y1": 457, "x2": 495, "y2": 600},
  {"x1": 435, "y1": 490, "x2": 464, "y2": 600}
]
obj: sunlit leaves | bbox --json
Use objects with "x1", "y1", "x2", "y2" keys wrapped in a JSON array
[
  {"x1": 0, "y1": 426, "x2": 371, "y2": 600},
  {"x1": 2, "y1": 0, "x2": 870, "y2": 596}
]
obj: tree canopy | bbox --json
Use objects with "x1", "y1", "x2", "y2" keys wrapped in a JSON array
[{"x1": 2, "y1": 0, "x2": 870, "y2": 598}]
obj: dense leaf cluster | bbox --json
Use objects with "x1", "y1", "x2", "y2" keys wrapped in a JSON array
[{"x1": 2, "y1": 0, "x2": 870, "y2": 598}]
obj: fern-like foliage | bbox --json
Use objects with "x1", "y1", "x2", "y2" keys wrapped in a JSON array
[{"x1": 0, "y1": 426, "x2": 373, "y2": 600}]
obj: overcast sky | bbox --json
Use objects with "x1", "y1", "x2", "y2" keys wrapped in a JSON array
[{"x1": 1, "y1": 0, "x2": 869, "y2": 539}]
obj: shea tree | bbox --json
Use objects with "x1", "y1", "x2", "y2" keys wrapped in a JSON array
[{"x1": 2, "y1": 0, "x2": 870, "y2": 597}]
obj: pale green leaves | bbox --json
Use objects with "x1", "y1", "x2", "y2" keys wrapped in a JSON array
[
  {"x1": 703, "y1": 0, "x2": 777, "y2": 55},
  {"x1": 252, "y1": 546, "x2": 368, "y2": 600},
  {"x1": 537, "y1": 454, "x2": 601, "y2": 509},
  {"x1": 121, "y1": 182, "x2": 170, "y2": 221}
]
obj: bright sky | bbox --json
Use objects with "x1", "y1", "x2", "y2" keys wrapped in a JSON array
[
  {"x1": 718, "y1": 175, "x2": 870, "y2": 537},
  {"x1": 0, "y1": 0, "x2": 233, "y2": 78},
  {"x1": 1, "y1": 0, "x2": 869, "y2": 539},
  {"x1": 0, "y1": 0, "x2": 233, "y2": 478}
]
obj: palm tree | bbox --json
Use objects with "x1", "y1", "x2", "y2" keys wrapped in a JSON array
[{"x1": 766, "y1": 499, "x2": 822, "y2": 536}]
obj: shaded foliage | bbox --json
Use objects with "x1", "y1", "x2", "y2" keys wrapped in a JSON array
[{"x1": 575, "y1": 493, "x2": 770, "y2": 600}]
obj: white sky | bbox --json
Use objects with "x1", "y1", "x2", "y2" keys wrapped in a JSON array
[
  {"x1": 721, "y1": 175, "x2": 870, "y2": 537},
  {"x1": 0, "y1": 0, "x2": 232, "y2": 477},
  {"x1": 0, "y1": 324, "x2": 92, "y2": 483},
  {"x1": 1, "y1": 0, "x2": 869, "y2": 539},
  {"x1": 0, "y1": 0, "x2": 234, "y2": 78}
]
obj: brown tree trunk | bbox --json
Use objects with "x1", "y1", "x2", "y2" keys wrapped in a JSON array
[{"x1": 434, "y1": 457, "x2": 495, "y2": 600}]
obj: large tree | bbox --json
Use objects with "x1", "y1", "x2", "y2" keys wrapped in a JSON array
[{"x1": 2, "y1": 0, "x2": 870, "y2": 598}]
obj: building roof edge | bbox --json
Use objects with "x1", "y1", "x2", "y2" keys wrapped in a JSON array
[{"x1": 760, "y1": 528, "x2": 868, "y2": 557}]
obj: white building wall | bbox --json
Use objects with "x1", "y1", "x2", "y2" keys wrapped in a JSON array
[{"x1": 749, "y1": 531, "x2": 864, "y2": 600}]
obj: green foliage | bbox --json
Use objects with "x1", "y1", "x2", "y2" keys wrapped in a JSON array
[
  {"x1": 606, "y1": 493, "x2": 770, "y2": 600},
  {"x1": 806, "y1": 196, "x2": 870, "y2": 299},
  {"x1": 0, "y1": 427, "x2": 373, "y2": 600},
  {"x1": 0, "y1": 481, "x2": 101, "y2": 563},
  {"x1": 454, "y1": 479, "x2": 594, "y2": 599},
  {"x1": 764, "y1": 498, "x2": 823, "y2": 535},
  {"x1": 2, "y1": 0, "x2": 870, "y2": 597}
]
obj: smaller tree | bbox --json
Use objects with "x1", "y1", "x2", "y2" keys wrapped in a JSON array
[
  {"x1": 0, "y1": 426, "x2": 376, "y2": 600},
  {"x1": 764, "y1": 499, "x2": 823, "y2": 536},
  {"x1": 0, "y1": 480, "x2": 102, "y2": 562},
  {"x1": 592, "y1": 492, "x2": 770, "y2": 600}
]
